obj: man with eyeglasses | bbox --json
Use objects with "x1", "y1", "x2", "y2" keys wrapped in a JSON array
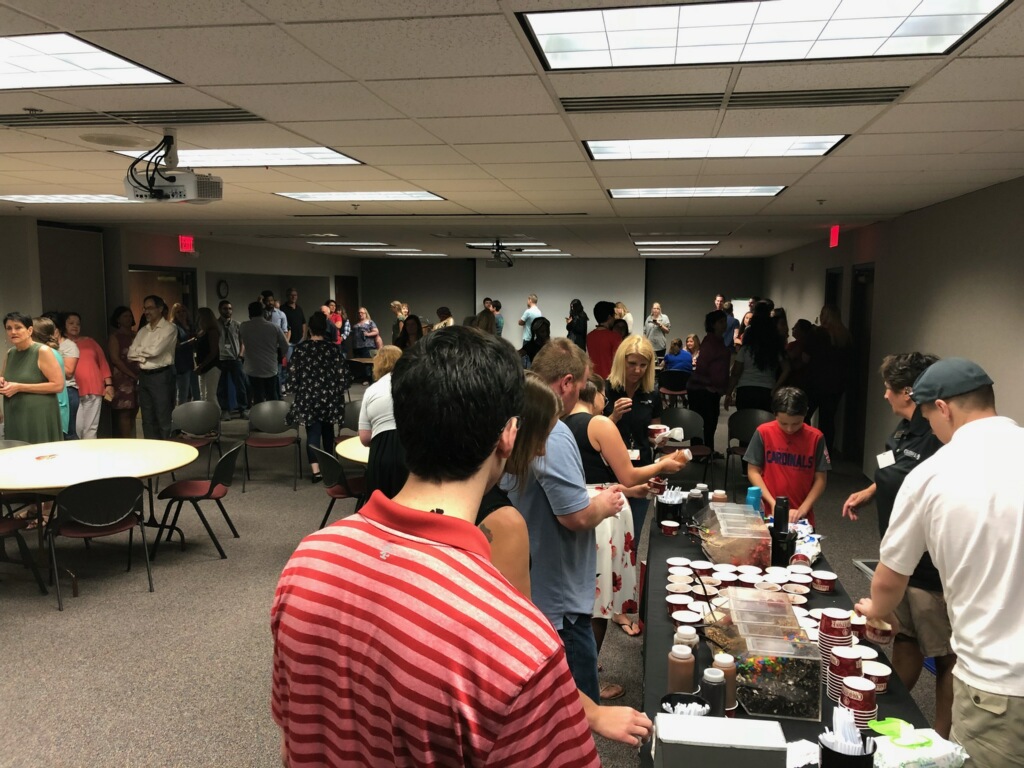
[
  {"x1": 127, "y1": 294, "x2": 177, "y2": 439},
  {"x1": 216, "y1": 300, "x2": 248, "y2": 419}
]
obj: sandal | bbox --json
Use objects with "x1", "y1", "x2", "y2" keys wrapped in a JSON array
[
  {"x1": 25, "y1": 514, "x2": 49, "y2": 530},
  {"x1": 613, "y1": 615, "x2": 642, "y2": 637},
  {"x1": 599, "y1": 682, "x2": 625, "y2": 701}
]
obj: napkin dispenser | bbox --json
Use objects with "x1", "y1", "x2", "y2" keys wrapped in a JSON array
[{"x1": 653, "y1": 713, "x2": 786, "y2": 768}]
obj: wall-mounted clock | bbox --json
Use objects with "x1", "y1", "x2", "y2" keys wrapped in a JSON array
[{"x1": 217, "y1": 279, "x2": 229, "y2": 299}]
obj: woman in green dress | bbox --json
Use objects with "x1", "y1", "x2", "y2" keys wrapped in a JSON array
[{"x1": 1, "y1": 312, "x2": 64, "y2": 444}]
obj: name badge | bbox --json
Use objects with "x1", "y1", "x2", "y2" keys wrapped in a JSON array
[
  {"x1": 628, "y1": 449, "x2": 640, "y2": 461},
  {"x1": 876, "y1": 450, "x2": 896, "y2": 469}
]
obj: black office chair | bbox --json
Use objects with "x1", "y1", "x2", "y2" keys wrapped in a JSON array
[
  {"x1": 658, "y1": 369, "x2": 690, "y2": 409},
  {"x1": 0, "y1": 511, "x2": 47, "y2": 596},
  {"x1": 723, "y1": 409, "x2": 774, "y2": 497},
  {"x1": 170, "y1": 400, "x2": 222, "y2": 478},
  {"x1": 660, "y1": 407, "x2": 713, "y2": 485},
  {"x1": 310, "y1": 447, "x2": 366, "y2": 529}
]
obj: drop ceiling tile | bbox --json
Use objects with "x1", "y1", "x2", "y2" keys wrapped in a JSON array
[
  {"x1": 696, "y1": 173, "x2": 805, "y2": 187},
  {"x1": 12, "y1": 127, "x2": 162, "y2": 153},
  {"x1": 719, "y1": 105, "x2": 883, "y2": 137},
  {"x1": 341, "y1": 145, "x2": 471, "y2": 165},
  {"x1": 967, "y1": 131, "x2": 1024, "y2": 154},
  {"x1": 418, "y1": 116, "x2": 573, "y2": 144},
  {"x1": 204, "y1": 83, "x2": 406, "y2": 123},
  {"x1": 504, "y1": 177, "x2": 603, "y2": 191},
  {"x1": 832, "y1": 131, "x2": 995, "y2": 156},
  {"x1": 0, "y1": 6, "x2": 57, "y2": 34},
  {"x1": 963, "y1": 4, "x2": 1024, "y2": 56},
  {"x1": 549, "y1": 68, "x2": 732, "y2": 98},
  {"x1": 20, "y1": 150, "x2": 130, "y2": 171},
  {"x1": 459, "y1": 201, "x2": 545, "y2": 214},
  {"x1": 5, "y1": 0, "x2": 266, "y2": 28},
  {"x1": 0, "y1": 131, "x2": 87, "y2": 153},
  {"x1": 287, "y1": 16, "x2": 533, "y2": 80},
  {"x1": 453, "y1": 142, "x2": 587, "y2": 164},
  {"x1": 234, "y1": 181, "x2": 334, "y2": 193},
  {"x1": 734, "y1": 60, "x2": 938, "y2": 92},
  {"x1": 597, "y1": 174, "x2": 699, "y2": 188},
  {"x1": 701, "y1": 157, "x2": 824, "y2": 175},
  {"x1": 480, "y1": 162, "x2": 594, "y2": 179},
  {"x1": 278, "y1": 120, "x2": 441, "y2": 147},
  {"x1": 368, "y1": 77, "x2": 557, "y2": 118},
  {"x1": 0, "y1": 155, "x2": 65, "y2": 172},
  {"x1": 797, "y1": 170, "x2": 914, "y2": 186},
  {"x1": 5, "y1": 169, "x2": 120, "y2": 184},
  {"x1": 42, "y1": 86, "x2": 232, "y2": 112},
  {"x1": 378, "y1": 164, "x2": 494, "y2": 180},
  {"x1": 592, "y1": 159, "x2": 705, "y2": 178},
  {"x1": 443, "y1": 190, "x2": 527, "y2": 203},
  {"x1": 404, "y1": 178, "x2": 511, "y2": 192},
  {"x1": 276, "y1": 166, "x2": 399, "y2": 182},
  {"x1": 569, "y1": 111, "x2": 720, "y2": 140},
  {"x1": 84, "y1": 27, "x2": 347, "y2": 85},
  {"x1": 169, "y1": 123, "x2": 315, "y2": 149},
  {"x1": 0, "y1": 91, "x2": 90, "y2": 115},
  {"x1": 517, "y1": 189, "x2": 608, "y2": 201},
  {"x1": 905, "y1": 59, "x2": 1024, "y2": 103},
  {"x1": 244, "y1": 0, "x2": 499, "y2": 22},
  {"x1": 865, "y1": 102, "x2": 1024, "y2": 133}
]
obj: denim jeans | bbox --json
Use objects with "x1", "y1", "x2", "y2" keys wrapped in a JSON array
[
  {"x1": 175, "y1": 370, "x2": 199, "y2": 405},
  {"x1": 248, "y1": 375, "x2": 279, "y2": 404},
  {"x1": 217, "y1": 359, "x2": 248, "y2": 411},
  {"x1": 305, "y1": 420, "x2": 335, "y2": 466},
  {"x1": 557, "y1": 613, "x2": 600, "y2": 703},
  {"x1": 66, "y1": 386, "x2": 80, "y2": 439}
]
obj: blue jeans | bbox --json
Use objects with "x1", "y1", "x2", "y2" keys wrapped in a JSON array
[
  {"x1": 217, "y1": 359, "x2": 248, "y2": 411},
  {"x1": 66, "y1": 386, "x2": 79, "y2": 439},
  {"x1": 557, "y1": 614, "x2": 600, "y2": 703},
  {"x1": 175, "y1": 370, "x2": 198, "y2": 405},
  {"x1": 305, "y1": 420, "x2": 335, "y2": 467}
]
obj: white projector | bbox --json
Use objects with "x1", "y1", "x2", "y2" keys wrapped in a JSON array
[{"x1": 124, "y1": 170, "x2": 223, "y2": 204}]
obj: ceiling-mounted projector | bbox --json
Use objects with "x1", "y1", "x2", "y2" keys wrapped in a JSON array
[{"x1": 123, "y1": 170, "x2": 223, "y2": 204}]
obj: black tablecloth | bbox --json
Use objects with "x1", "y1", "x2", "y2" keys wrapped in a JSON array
[{"x1": 640, "y1": 518, "x2": 928, "y2": 764}]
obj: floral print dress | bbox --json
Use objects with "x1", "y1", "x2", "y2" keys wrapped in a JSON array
[
  {"x1": 286, "y1": 339, "x2": 345, "y2": 426},
  {"x1": 592, "y1": 489, "x2": 638, "y2": 617}
]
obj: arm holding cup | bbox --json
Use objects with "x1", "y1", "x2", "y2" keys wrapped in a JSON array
[{"x1": 588, "y1": 415, "x2": 688, "y2": 486}]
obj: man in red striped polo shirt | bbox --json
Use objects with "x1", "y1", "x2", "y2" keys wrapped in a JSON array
[{"x1": 271, "y1": 326, "x2": 604, "y2": 767}]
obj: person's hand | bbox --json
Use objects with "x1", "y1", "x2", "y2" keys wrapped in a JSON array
[
  {"x1": 0, "y1": 380, "x2": 21, "y2": 397},
  {"x1": 842, "y1": 488, "x2": 873, "y2": 521},
  {"x1": 854, "y1": 600, "x2": 900, "y2": 636},
  {"x1": 625, "y1": 483, "x2": 652, "y2": 499},
  {"x1": 790, "y1": 505, "x2": 809, "y2": 524},
  {"x1": 595, "y1": 486, "x2": 626, "y2": 520},
  {"x1": 610, "y1": 397, "x2": 632, "y2": 422},
  {"x1": 659, "y1": 449, "x2": 689, "y2": 475},
  {"x1": 590, "y1": 706, "x2": 653, "y2": 747},
  {"x1": 724, "y1": 393, "x2": 735, "y2": 410}
]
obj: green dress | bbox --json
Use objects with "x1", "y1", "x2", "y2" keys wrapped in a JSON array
[{"x1": 3, "y1": 342, "x2": 62, "y2": 444}]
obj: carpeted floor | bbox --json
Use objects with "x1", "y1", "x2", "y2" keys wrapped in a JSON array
[{"x1": 0, "y1": 405, "x2": 936, "y2": 767}]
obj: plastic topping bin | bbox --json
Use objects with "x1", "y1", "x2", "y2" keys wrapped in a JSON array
[
  {"x1": 704, "y1": 587, "x2": 822, "y2": 722},
  {"x1": 697, "y1": 503, "x2": 772, "y2": 569}
]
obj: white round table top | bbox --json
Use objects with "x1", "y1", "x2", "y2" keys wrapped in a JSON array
[
  {"x1": 0, "y1": 439, "x2": 199, "y2": 491},
  {"x1": 335, "y1": 436, "x2": 369, "y2": 465}
]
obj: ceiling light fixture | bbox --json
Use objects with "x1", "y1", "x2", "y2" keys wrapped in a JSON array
[
  {"x1": 116, "y1": 147, "x2": 360, "y2": 167},
  {"x1": 277, "y1": 191, "x2": 444, "y2": 202},
  {"x1": 0, "y1": 33, "x2": 171, "y2": 90},
  {"x1": 465, "y1": 241, "x2": 548, "y2": 247},
  {"x1": 523, "y1": 1, "x2": 1005, "y2": 69},
  {"x1": 352, "y1": 248, "x2": 421, "y2": 252},
  {"x1": 588, "y1": 136, "x2": 844, "y2": 160},
  {"x1": 0, "y1": 194, "x2": 139, "y2": 204},
  {"x1": 306, "y1": 241, "x2": 388, "y2": 246},
  {"x1": 633, "y1": 240, "x2": 719, "y2": 245},
  {"x1": 611, "y1": 186, "x2": 784, "y2": 198}
]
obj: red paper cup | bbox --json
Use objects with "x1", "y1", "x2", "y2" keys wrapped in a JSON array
[
  {"x1": 840, "y1": 676, "x2": 877, "y2": 713},
  {"x1": 671, "y1": 610, "x2": 702, "y2": 628},
  {"x1": 829, "y1": 647, "x2": 863, "y2": 678},
  {"x1": 660, "y1": 520, "x2": 680, "y2": 536},
  {"x1": 666, "y1": 584, "x2": 693, "y2": 598},
  {"x1": 782, "y1": 583, "x2": 810, "y2": 596},
  {"x1": 855, "y1": 646, "x2": 879, "y2": 663},
  {"x1": 690, "y1": 585, "x2": 719, "y2": 602},
  {"x1": 786, "y1": 573, "x2": 813, "y2": 586},
  {"x1": 648, "y1": 424, "x2": 669, "y2": 441},
  {"x1": 810, "y1": 570, "x2": 838, "y2": 593},
  {"x1": 820, "y1": 608, "x2": 853, "y2": 637},
  {"x1": 690, "y1": 560, "x2": 714, "y2": 577},
  {"x1": 666, "y1": 594, "x2": 693, "y2": 616},
  {"x1": 738, "y1": 574, "x2": 762, "y2": 587},
  {"x1": 715, "y1": 572, "x2": 739, "y2": 587},
  {"x1": 789, "y1": 555, "x2": 812, "y2": 569},
  {"x1": 668, "y1": 574, "x2": 693, "y2": 586},
  {"x1": 862, "y1": 660, "x2": 892, "y2": 694},
  {"x1": 866, "y1": 618, "x2": 894, "y2": 644},
  {"x1": 650, "y1": 476, "x2": 668, "y2": 495},
  {"x1": 850, "y1": 615, "x2": 867, "y2": 639},
  {"x1": 754, "y1": 581, "x2": 781, "y2": 592}
]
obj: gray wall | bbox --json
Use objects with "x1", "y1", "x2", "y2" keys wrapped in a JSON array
[
  {"x1": 645, "y1": 258, "x2": 765, "y2": 342},
  {"x1": 765, "y1": 174, "x2": 1024, "y2": 478},
  {"x1": 38, "y1": 225, "x2": 107, "y2": 336},
  {"x1": 203, "y1": 272, "x2": 329, "y2": 320},
  {"x1": 0, "y1": 218, "x2": 42, "y2": 336},
  {"x1": 361, "y1": 258, "x2": 476, "y2": 332}
]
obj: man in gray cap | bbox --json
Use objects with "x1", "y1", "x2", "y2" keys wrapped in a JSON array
[{"x1": 856, "y1": 358, "x2": 1024, "y2": 765}]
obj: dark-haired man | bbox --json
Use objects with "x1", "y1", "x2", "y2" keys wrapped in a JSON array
[
  {"x1": 586, "y1": 300, "x2": 621, "y2": 378},
  {"x1": 216, "y1": 300, "x2": 248, "y2": 419},
  {"x1": 240, "y1": 301, "x2": 287, "y2": 405},
  {"x1": 491, "y1": 299, "x2": 504, "y2": 337},
  {"x1": 271, "y1": 327, "x2": 602, "y2": 767},
  {"x1": 127, "y1": 294, "x2": 177, "y2": 439},
  {"x1": 857, "y1": 358, "x2": 1024, "y2": 765}
]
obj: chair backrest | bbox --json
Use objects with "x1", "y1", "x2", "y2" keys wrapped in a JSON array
[
  {"x1": 658, "y1": 369, "x2": 690, "y2": 391},
  {"x1": 661, "y1": 407, "x2": 703, "y2": 444},
  {"x1": 53, "y1": 477, "x2": 144, "y2": 529},
  {"x1": 248, "y1": 400, "x2": 296, "y2": 435},
  {"x1": 171, "y1": 400, "x2": 221, "y2": 436},
  {"x1": 310, "y1": 446, "x2": 345, "y2": 490},
  {"x1": 0, "y1": 439, "x2": 28, "y2": 450},
  {"x1": 211, "y1": 442, "x2": 244, "y2": 489},
  {"x1": 728, "y1": 409, "x2": 775, "y2": 446},
  {"x1": 342, "y1": 400, "x2": 362, "y2": 432}
]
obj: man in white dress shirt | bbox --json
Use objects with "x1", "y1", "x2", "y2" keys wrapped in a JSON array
[{"x1": 127, "y1": 295, "x2": 178, "y2": 439}]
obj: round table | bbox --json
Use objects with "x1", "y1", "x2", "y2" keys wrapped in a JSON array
[
  {"x1": 335, "y1": 436, "x2": 369, "y2": 465},
  {"x1": 0, "y1": 439, "x2": 199, "y2": 491}
]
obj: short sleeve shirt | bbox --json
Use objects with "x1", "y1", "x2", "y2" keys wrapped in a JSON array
[
  {"x1": 603, "y1": 381, "x2": 662, "y2": 465},
  {"x1": 744, "y1": 421, "x2": 830, "y2": 517},
  {"x1": 502, "y1": 420, "x2": 593, "y2": 629},
  {"x1": 281, "y1": 305, "x2": 305, "y2": 340},
  {"x1": 736, "y1": 344, "x2": 780, "y2": 389},
  {"x1": 521, "y1": 306, "x2": 542, "y2": 342},
  {"x1": 59, "y1": 338, "x2": 79, "y2": 388},
  {"x1": 358, "y1": 372, "x2": 396, "y2": 438}
]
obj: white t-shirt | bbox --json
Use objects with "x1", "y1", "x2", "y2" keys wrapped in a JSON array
[
  {"x1": 736, "y1": 344, "x2": 779, "y2": 390},
  {"x1": 881, "y1": 416, "x2": 1024, "y2": 696},
  {"x1": 59, "y1": 338, "x2": 80, "y2": 389},
  {"x1": 358, "y1": 372, "x2": 396, "y2": 439}
]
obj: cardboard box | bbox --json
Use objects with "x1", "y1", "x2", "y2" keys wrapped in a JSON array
[{"x1": 653, "y1": 713, "x2": 786, "y2": 768}]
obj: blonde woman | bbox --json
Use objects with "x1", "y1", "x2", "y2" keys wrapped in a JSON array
[
  {"x1": 358, "y1": 345, "x2": 406, "y2": 499},
  {"x1": 352, "y1": 307, "x2": 380, "y2": 359},
  {"x1": 614, "y1": 302, "x2": 633, "y2": 334}
]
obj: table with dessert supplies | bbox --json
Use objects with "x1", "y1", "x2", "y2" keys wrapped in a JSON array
[{"x1": 640, "y1": 517, "x2": 928, "y2": 765}]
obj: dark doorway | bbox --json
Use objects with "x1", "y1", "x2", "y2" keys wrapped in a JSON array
[
  {"x1": 128, "y1": 266, "x2": 197, "y2": 324},
  {"x1": 335, "y1": 275, "x2": 360, "y2": 357},
  {"x1": 824, "y1": 267, "x2": 843, "y2": 313},
  {"x1": 845, "y1": 264, "x2": 875, "y2": 463}
]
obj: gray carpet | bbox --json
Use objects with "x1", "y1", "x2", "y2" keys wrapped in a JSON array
[{"x1": 0, "y1": 406, "x2": 935, "y2": 767}]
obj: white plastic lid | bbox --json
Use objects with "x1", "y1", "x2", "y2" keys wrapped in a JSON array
[
  {"x1": 696, "y1": 484, "x2": 709, "y2": 491},
  {"x1": 713, "y1": 489, "x2": 726, "y2": 496},
  {"x1": 677, "y1": 626, "x2": 697, "y2": 640},
  {"x1": 688, "y1": 489, "x2": 702, "y2": 497},
  {"x1": 703, "y1": 667, "x2": 725, "y2": 683},
  {"x1": 683, "y1": 449, "x2": 693, "y2": 461},
  {"x1": 713, "y1": 653, "x2": 735, "y2": 667},
  {"x1": 670, "y1": 645, "x2": 693, "y2": 660}
]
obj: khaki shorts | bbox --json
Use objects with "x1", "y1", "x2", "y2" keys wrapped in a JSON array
[
  {"x1": 893, "y1": 586, "x2": 953, "y2": 658},
  {"x1": 952, "y1": 677, "x2": 1024, "y2": 766}
]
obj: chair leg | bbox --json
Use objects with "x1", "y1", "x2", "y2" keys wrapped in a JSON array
[
  {"x1": 127, "y1": 527, "x2": 133, "y2": 572},
  {"x1": 150, "y1": 499, "x2": 176, "y2": 560},
  {"x1": 723, "y1": 452, "x2": 730, "y2": 495},
  {"x1": 214, "y1": 499, "x2": 239, "y2": 538},
  {"x1": 319, "y1": 499, "x2": 336, "y2": 530},
  {"x1": 13, "y1": 530, "x2": 47, "y2": 595},
  {"x1": 136, "y1": 517, "x2": 155, "y2": 593},
  {"x1": 191, "y1": 500, "x2": 227, "y2": 559},
  {"x1": 293, "y1": 444, "x2": 299, "y2": 492},
  {"x1": 48, "y1": 534, "x2": 63, "y2": 611},
  {"x1": 242, "y1": 445, "x2": 249, "y2": 492}
]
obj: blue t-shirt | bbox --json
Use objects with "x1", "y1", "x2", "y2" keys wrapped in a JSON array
[
  {"x1": 663, "y1": 350, "x2": 693, "y2": 373},
  {"x1": 520, "y1": 306, "x2": 542, "y2": 342},
  {"x1": 502, "y1": 420, "x2": 593, "y2": 629},
  {"x1": 723, "y1": 316, "x2": 740, "y2": 347}
]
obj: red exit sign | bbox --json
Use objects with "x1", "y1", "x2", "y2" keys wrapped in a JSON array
[{"x1": 179, "y1": 235, "x2": 195, "y2": 253}]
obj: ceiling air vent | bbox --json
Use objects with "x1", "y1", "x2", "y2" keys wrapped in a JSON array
[
  {"x1": 727, "y1": 87, "x2": 908, "y2": 109},
  {"x1": 561, "y1": 93, "x2": 723, "y2": 113},
  {"x1": 0, "y1": 108, "x2": 263, "y2": 128}
]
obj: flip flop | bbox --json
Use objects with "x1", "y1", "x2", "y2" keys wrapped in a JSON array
[
  {"x1": 600, "y1": 682, "x2": 625, "y2": 701},
  {"x1": 613, "y1": 616, "x2": 642, "y2": 637}
]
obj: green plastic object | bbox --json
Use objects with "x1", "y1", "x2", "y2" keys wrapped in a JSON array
[{"x1": 867, "y1": 718, "x2": 933, "y2": 748}]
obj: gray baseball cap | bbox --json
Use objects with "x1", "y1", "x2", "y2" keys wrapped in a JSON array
[{"x1": 911, "y1": 357, "x2": 992, "y2": 405}]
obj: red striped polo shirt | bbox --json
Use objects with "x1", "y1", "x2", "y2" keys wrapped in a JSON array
[{"x1": 271, "y1": 491, "x2": 599, "y2": 768}]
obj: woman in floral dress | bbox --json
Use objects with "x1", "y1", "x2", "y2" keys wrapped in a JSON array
[{"x1": 106, "y1": 305, "x2": 140, "y2": 439}]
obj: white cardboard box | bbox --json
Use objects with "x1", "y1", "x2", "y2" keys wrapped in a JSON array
[{"x1": 653, "y1": 713, "x2": 787, "y2": 768}]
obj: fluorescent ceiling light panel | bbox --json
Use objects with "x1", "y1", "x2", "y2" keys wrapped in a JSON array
[
  {"x1": 466, "y1": 241, "x2": 547, "y2": 247},
  {"x1": 523, "y1": 0, "x2": 1004, "y2": 69},
  {"x1": 0, "y1": 33, "x2": 170, "y2": 89},
  {"x1": 588, "y1": 136, "x2": 843, "y2": 160},
  {"x1": 353, "y1": 248, "x2": 421, "y2": 252},
  {"x1": 276, "y1": 191, "x2": 444, "y2": 202},
  {"x1": 638, "y1": 247, "x2": 710, "y2": 252},
  {"x1": 0, "y1": 194, "x2": 139, "y2": 204},
  {"x1": 307, "y1": 241, "x2": 388, "y2": 246},
  {"x1": 633, "y1": 240, "x2": 719, "y2": 245},
  {"x1": 116, "y1": 147, "x2": 359, "y2": 167},
  {"x1": 610, "y1": 186, "x2": 784, "y2": 198},
  {"x1": 518, "y1": 249, "x2": 563, "y2": 253},
  {"x1": 386, "y1": 252, "x2": 448, "y2": 256}
]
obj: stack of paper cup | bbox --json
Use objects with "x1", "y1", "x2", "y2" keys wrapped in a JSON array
[
  {"x1": 839, "y1": 677, "x2": 878, "y2": 729},
  {"x1": 826, "y1": 646, "x2": 862, "y2": 702},
  {"x1": 817, "y1": 608, "x2": 854, "y2": 685}
]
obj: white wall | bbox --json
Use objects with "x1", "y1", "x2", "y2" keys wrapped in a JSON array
[
  {"x1": 765, "y1": 175, "x2": 1024, "y2": 477},
  {"x1": 476, "y1": 258, "x2": 646, "y2": 349},
  {"x1": 0, "y1": 217, "x2": 42, "y2": 329}
]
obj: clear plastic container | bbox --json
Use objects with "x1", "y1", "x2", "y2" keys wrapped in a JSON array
[{"x1": 696, "y1": 503, "x2": 772, "y2": 568}]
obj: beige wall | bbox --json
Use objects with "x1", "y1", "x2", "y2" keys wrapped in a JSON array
[
  {"x1": 766, "y1": 175, "x2": 1024, "y2": 477},
  {"x1": 0, "y1": 218, "x2": 42, "y2": 332}
]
